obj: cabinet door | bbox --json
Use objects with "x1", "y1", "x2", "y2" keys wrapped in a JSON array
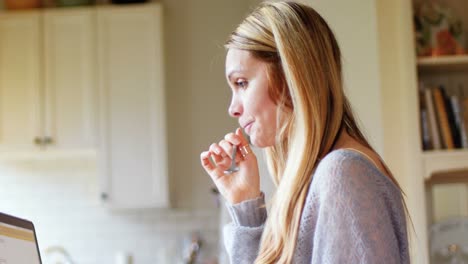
[
  {"x1": 43, "y1": 9, "x2": 97, "y2": 150},
  {"x1": 0, "y1": 13, "x2": 42, "y2": 151},
  {"x1": 97, "y1": 4, "x2": 168, "y2": 208}
]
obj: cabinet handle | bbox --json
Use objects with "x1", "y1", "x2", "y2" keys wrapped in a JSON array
[
  {"x1": 34, "y1": 137, "x2": 43, "y2": 145},
  {"x1": 44, "y1": 137, "x2": 54, "y2": 145}
]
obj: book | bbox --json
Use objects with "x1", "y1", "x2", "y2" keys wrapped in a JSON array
[
  {"x1": 420, "y1": 109, "x2": 431, "y2": 150},
  {"x1": 432, "y1": 87, "x2": 454, "y2": 149},
  {"x1": 424, "y1": 87, "x2": 441, "y2": 149},
  {"x1": 463, "y1": 97, "x2": 468, "y2": 148},
  {"x1": 441, "y1": 87, "x2": 461, "y2": 148},
  {"x1": 419, "y1": 87, "x2": 432, "y2": 150},
  {"x1": 450, "y1": 95, "x2": 467, "y2": 149}
]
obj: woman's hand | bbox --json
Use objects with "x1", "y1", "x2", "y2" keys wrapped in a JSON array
[{"x1": 200, "y1": 128, "x2": 261, "y2": 204}]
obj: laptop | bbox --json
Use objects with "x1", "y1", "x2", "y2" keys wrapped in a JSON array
[{"x1": 0, "y1": 212, "x2": 42, "y2": 264}]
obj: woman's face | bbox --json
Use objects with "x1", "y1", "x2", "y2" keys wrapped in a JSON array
[{"x1": 226, "y1": 49, "x2": 279, "y2": 148}]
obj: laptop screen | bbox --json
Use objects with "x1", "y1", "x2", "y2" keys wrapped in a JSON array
[{"x1": 0, "y1": 212, "x2": 42, "y2": 264}]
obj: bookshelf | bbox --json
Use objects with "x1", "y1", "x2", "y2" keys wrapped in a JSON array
[
  {"x1": 377, "y1": 0, "x2": 468, "y2": 263},
  {"x1": 414, "y1": 0, "x2": 468, "y2": 263},
  {"x1": 417, "y1": 53, "x2": 468, "y2": 175}
]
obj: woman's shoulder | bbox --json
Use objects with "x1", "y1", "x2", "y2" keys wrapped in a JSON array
[
  {"x1": 310, "y1": 149, "x2": 399, "y2": 198},
  {"x1": 315, "y1": 148, "x2": 376, "y2": 177}
]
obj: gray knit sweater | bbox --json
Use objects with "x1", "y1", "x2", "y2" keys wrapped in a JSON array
[{"x1": 223, "y1": 149, "x2": 409, "y2": 264}]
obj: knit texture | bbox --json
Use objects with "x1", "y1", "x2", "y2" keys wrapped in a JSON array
[{"x1": 223, "y1": 149, "x2": 409, "y2": 264}]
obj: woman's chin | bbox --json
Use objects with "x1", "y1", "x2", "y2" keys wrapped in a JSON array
[
  {"x1": 249, "y1": 135, "x2": 274, "y2": 148},
  {"x1": 249, "y1": 136, "x2": 261, "y2": 147}
]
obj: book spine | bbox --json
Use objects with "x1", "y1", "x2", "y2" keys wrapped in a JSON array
[
  {"x1": 450, "y1": 95, "x2": 467, "y2": 149},
  {"x1": 425, "y1": 88, "x2": 441, "y2": 149},
  {"x1": 419, "y1": 86, "x2": 431, "y2": 150},
  {"x1": 463, "y1": 98, "x2": 468, "y2": 148},
  {"x1": 421, "y1": 109, "x2": 431, "y2": 150},
  {"x1": 441, "y1": 87, "x2": 461, "y2": 148},
  {"x1": 433, "y1": 87, "x2": 454, "y2": 149}
]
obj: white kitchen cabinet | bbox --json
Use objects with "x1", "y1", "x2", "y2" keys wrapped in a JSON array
[
  {"x1": 0, "y1": 9, "x2": 97, "y2": 152},
  {"x1": 43, "y1": 8, "x2": 97, "y2": 150},
  {"x1": 0, "y1": 12, "x2": 42, "y2": 152},
  {"x1": 97, "y1": 3, "x2": 169, "y2": 208}
]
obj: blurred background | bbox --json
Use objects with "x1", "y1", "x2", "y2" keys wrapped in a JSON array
[{"x1": 0, "y1": 0, "x2": 467, "y2": 263}]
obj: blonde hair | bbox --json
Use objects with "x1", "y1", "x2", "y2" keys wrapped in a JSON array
[{"x1": 226, "y1": 1, "x2": 406, "y2": 263}]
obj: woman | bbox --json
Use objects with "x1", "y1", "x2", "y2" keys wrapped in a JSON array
[{"x1": 200, "y1": 1, "x2": 409, "y2": 263}]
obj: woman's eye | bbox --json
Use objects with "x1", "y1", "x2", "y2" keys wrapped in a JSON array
[{"x1": 235, "y1": 80, "x2": 248, "y2": 89}]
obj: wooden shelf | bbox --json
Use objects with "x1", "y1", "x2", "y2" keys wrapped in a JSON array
[
  {"x1": 417, "y1": 55, "x2": 468, "y2": 72},
  {"x1": 422, "y1": 149, "x2": 468, "y2": 180},
  {"x1": 425, "y1": 168, "x2": 468, "y2": 185},
  {"x1": 423, "y1": 148, "x2": 468, "y2": 157}
]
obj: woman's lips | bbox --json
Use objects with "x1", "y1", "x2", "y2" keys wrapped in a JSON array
[{"x1": 244, "y1": 122, "x2": 253, "y2": 134}]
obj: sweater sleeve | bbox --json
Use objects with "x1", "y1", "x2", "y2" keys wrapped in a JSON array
[
  {"x1": 223, "y1": 193, "x2": 267, "y2": 264},
  {"x1": 309, "y1": 155, "x2": 404, "y2": 264}
]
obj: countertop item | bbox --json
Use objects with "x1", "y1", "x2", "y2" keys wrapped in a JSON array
[
  {"x1": 115, "y1": 252, "x2": 133, "y2": 264},
  {"x1": 43, "y1": 246, "x2": 75, "y2": 264},
  {"x1": 430, "y1": 217, "x2": 468, "y2": 263}
]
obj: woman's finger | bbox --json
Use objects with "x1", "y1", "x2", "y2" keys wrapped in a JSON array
[
  {"x1": 200, "y1": 151, "x2": 215, "y2": 171},
  {"x1": 209, "y1": 143, "x2": 226, "y2": 157},
  {"x1": 219, "y1": 140, "x2": 235, "y2": 158},
  {"x1": 224, "y1": 133, "x2": 245, "y2": 161},
  {"x1": 211, "y1": 151, "x2": 229, "y2": 167},
  {"x1": 219, "y1": 140, "x2": 243, "y2": 163},
  {"x1": 201, "y1": 151, "x2": 227, "y2": 181},
  {"x1": 206, "y1": 144, "x2": 230, "y2": 169},
  {"x1": 224, "y1": 132, "x2": 241, "y2": 146}
]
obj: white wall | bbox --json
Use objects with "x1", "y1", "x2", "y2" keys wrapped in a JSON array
[
  {"x1": 308, "y1": 0, "x2": 384, "y2": 153},
  {"x1": 166, "y1": 0, "x2": 257, "y2": 210}
]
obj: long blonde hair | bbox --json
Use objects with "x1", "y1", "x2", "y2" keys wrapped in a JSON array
[{"x1": 226, "y1": 1, "x2": 405, "y2": 263}]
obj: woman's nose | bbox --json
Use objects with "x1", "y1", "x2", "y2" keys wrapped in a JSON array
[{"x1": 228, "y1": 97, "x2": 242, "y2": 118}]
